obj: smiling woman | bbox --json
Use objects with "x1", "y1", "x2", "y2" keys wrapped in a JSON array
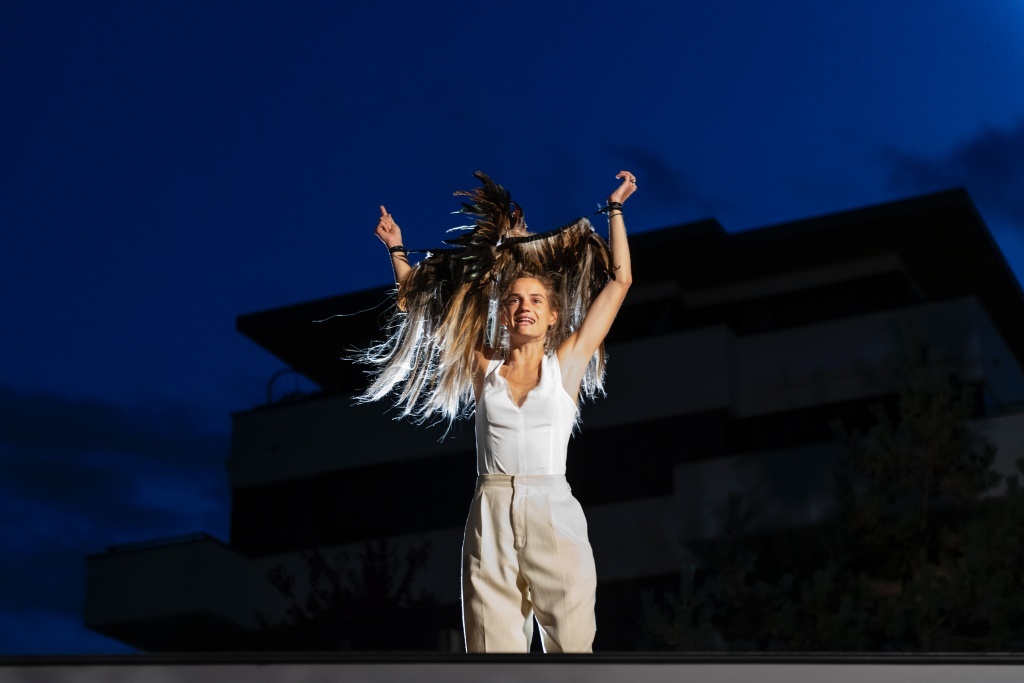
[
  {"x1": 362, "y1": 173, "x2": 626, "y2": 425},
  {"x1": 359, "y1": 171, "x2": 636, "y2": 653}
]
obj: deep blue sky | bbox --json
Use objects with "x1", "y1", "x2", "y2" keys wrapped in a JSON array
[{"x1": 2, "y1": 0, "x2": 1023, "y2": 654}]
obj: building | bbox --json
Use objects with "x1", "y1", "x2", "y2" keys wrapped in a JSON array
[{"x1": 85, "y1": 188, "x2": 1024, "y2": 650}]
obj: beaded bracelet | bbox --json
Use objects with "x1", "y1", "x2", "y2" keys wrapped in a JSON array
[{"x1": 604, "y1": 202, "x2": 624, "y2": 219}]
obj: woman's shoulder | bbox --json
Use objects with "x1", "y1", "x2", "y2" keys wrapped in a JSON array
[
  {"x1": 475, "y1": 345, "x2": 504, "y2": 377},
  {"x1": 477, "y1": 344, "x2": 502, "y2": 366}
]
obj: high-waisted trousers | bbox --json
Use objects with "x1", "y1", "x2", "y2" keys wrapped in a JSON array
[{"x1": 461, "y1": 473, "x2": 597, "y2": 653}]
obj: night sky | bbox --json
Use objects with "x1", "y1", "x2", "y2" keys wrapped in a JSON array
[{"x1": 2, "y1": 0, "x2": 1023, "y2": 654}]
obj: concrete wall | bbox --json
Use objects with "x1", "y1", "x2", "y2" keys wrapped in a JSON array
[{"x1": 229, "y1": 297, "x2": 1024, "y2": 489}]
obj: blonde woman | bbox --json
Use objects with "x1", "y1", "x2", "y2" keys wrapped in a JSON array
[{"x1": 367, "y1": 171, "x2": 636, "y2": 652}]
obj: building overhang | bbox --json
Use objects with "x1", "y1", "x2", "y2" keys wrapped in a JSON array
[{"x1": 237, "y1": 189, "x2": 1024, "y2": 394}]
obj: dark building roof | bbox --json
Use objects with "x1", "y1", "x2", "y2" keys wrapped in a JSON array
[{"x1": 236, "y1": 188, "x2": 1024, "y2": 394}]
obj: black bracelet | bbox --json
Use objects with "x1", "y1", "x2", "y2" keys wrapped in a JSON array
[
  {"x1": 607, "y1": 202, "x2": 623, "y2": 211},
  {"x1": 388, "y1": 245, "x2": 407, "y2": 254}
]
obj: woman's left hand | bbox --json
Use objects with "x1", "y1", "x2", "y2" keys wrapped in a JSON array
[{"x1": 609, "y1": 170, "x2": 637, "y2": 205}]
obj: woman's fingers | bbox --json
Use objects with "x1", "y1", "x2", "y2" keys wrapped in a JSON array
[
  {"x1": 610, "y1": 170, "x2": 638, "y2": 203},
  {"x1": 377, "y1": 205, "x2": 395, "y2": 232},
  {"x1": 375, "y1": 205, "x2": 403, "y2": 249}
]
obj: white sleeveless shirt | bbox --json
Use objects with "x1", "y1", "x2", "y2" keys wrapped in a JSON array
[{"x1": 475, "y1": 353, "x2": 579, "y2": 475}]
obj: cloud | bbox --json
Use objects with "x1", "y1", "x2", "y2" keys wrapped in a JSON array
[
  {"x1": 885, "y1": 120, "x2": 1024, "y2": 227},
  {"x1": 609, "y1": 145, "x2": 728, "y2": 219},
  {"x1": 0, "y1": 385, "x2": 230, "y2": 649},
  {"x1": 0, "y1": 609, "x2": 134, "y2": 655},
  {"x1": 0, "y1": 386, "x2": 224, "y2": 467}
]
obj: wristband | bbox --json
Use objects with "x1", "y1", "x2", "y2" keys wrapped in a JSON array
[{"x1": 388, "y1": 245, "x2": 407, "y2": 254}]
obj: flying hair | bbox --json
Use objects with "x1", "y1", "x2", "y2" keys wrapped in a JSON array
[{"x1": 356, "y1": 172, "x2": 615, "y2": 427}]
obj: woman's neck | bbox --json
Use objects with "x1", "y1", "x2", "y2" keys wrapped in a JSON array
[{"x1": 505, "y1": 338, "x2": 547, "y2": 368}]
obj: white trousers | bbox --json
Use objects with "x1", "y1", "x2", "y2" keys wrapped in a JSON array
[{"x1": 462, "y1": 474, "x2": 597, "y2": 653}]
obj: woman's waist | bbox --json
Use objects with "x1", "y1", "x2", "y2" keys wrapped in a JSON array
[
  {"x1": 474, "y1": 473, "x2": 570, "y2": 490},
  {"x1": 475, "y1": 443, "x2": 568, "y2": 477}
]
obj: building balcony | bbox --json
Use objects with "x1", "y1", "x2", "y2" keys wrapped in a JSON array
[{"x1": 84, "y1": 534, "x2": 284, "y2": 651}]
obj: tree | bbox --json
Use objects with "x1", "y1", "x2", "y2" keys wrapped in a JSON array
[
  {"x1": 638, "y1": 564, "x2": 723, "y2": 650},
  {"x1": 834, "y1": 340, "x2": 1000, "y2": 650},
  {"x1": 248, "y1": 538, "x2": 449, "y2": 650},
  {"x1": 639, "y1": 339, "x2": 1024, "y2": 652}
]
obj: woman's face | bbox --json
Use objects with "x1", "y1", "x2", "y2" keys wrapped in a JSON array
[{"x1": 502, "y1": 277, "x2": 557, "y2": 341}]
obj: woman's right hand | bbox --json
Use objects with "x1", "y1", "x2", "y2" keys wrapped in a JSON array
[{"x1": 375, "y1": 205, "x2": 404, "y2": 249}]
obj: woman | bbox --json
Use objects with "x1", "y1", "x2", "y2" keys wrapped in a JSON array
[{"x1": 368, "y1": 170, "x2": 636, "y2": 652}]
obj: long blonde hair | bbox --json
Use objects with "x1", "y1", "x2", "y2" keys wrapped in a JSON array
[{"x1": 357, "y1": 173, "x2": 615, "y2": 426}]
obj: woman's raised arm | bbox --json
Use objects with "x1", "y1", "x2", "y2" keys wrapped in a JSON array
[
  {"x1": 557, "y1": 171, "x2": 636, "y2": 386},
  {"x1": 375, "y1": 205, "x2": 412, "y2": 284}
]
